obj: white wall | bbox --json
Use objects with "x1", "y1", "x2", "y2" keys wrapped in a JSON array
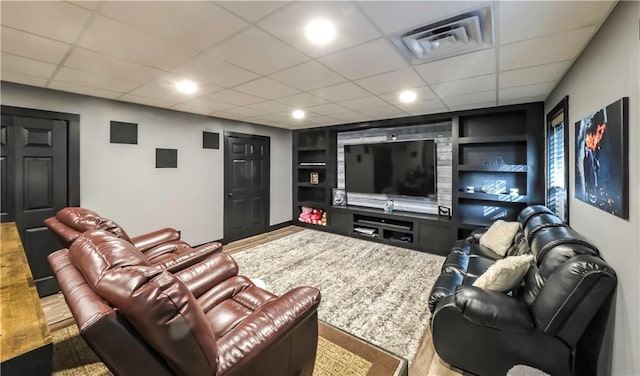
[
  {"x1": 545, "y1": 2, "x2": 639, "y2": 375},
  {"x1": 1, "y1": 82, "x2": 293, "y2": 245}
]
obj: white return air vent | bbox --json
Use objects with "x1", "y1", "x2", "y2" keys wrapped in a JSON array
[{"x1": 392, "y1": 4, "x2": 494, "y2": 64}]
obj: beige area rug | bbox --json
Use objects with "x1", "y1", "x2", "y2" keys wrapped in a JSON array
[
  {"x1": 229, "y1": 229, "x2": 444, "y2": 362},
  {"x1": 52, "y1": 322, "x2": 406, "y2": 376}
]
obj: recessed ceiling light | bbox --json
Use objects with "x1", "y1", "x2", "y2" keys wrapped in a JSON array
[
  {"x1": 292, "y1": 109, "x2": 306, "y2": 119},
  {"x1": 399, "y1": 90, "x2": 417, "y2": 103},
  {"x1": 176, "y1": 80, "x2": 198, "y2": 94},
  {"x1": 304, "y1": 19, "x2": 336, "y2": 45}
]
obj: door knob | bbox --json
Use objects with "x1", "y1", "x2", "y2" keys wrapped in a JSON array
[{"x1": 228, "y1": 193, "x2": 233, "y2": 198}]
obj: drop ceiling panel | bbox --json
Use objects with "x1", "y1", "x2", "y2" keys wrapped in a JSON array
[
  {"x1": 49, "y1": 80, "x2": 122, "y2": 99},
  {"x1": 258, "y1": 1, "x2": 380, "y2": 57},
  {"x1": 415, "y1": 48, "x2": 495, "y2": 84},
  {"x1": 498, "y1": 83, "x2": 555, "y2": 101},
  {"x1": 354, "y1": 67, "x2": 425, "y2": 95},
  {"x1": 308, "y1": 82, "x2": 370, "y2": 102},
  {"x1": 276, "y1": 92, "x2": 329, "y2": 107},
  {"x1": 1, "y1": 71, "x2": 48, "y2": 87},
  {"x1": 1, "y1": 53, "x2": 57, "y2": 78},
  {"x1": 340, "y1": 95, "x2": 389, "y2": 111},
  {"x1": 330, "y1": 111, "x2": 372, "y2": 122},
  {"x1": 172, "y1": 53, "x2": 260, "y2": 88},
  {"x1": 218, "y1": 1, "x2": 290, "y2": 22},
  {"x1": 100, "y1": 1, "x2": 247, "y2": 51},
  {"x1": 499, "y1": 62, "x2": 569, "y2": 89},
  {"x1": 65, "y1": 48, "x2": 165, "y2": 84},
  {"x1": 500, "y1": 26, "x2": 596, "y2": 71},
  {"x1": 1, "y1": 1, "x2": 91, "y2": 43},
  {"x1": 269, "y1": 61, "x2": 346, "y2": 91},
  {"x1": 209, "y1": 27, "x2": 308, "y2": 75},
  {"x1": 379, "y1": 86, "x2": 437, "y2": 104},
  {"x1": 216, "y1": 106, "x2": 267, "y2": 118},
  {"x1": 499, "y1": 1, "x2": 615, "y2": 45},
  {"x1": 357, "y1": 1, "x2": 485, "y2": 35},
  {"x1": 233, "y1": 77, "x2": 300, "y2": 99},
  {"x1": 171, "y1": 104, "x2": 215, "y2": 116},
  {"x1": 246, "y1": 101, "x2": 294, "y2": 114},
  {"x1": 307, "y1": 103, "x2": 351, "y2": 116},
  {"x1": 1, "y1": 27, "x2": 71, "y2": 63},
  {"x1": 441, "y1": 90, "x2": 496, "y2": 107},
  {"x1": 359, "y1": 105, "x2": 406, "y2": 118},
  {"x1": 54, "y1": 66, "x2": 139, "y2": 93},
  {"x1": 118, "y1": 94, "x2": 177, "y2": 109},
  {"x1": 205, "y1": 90, "x2": 265, "y2": 106},
  {"x1": 431, "y1": 74, "x2": 496, "y2": 98},
  {"x1": 175, "y1": 97, "x2": 236, "y2": 113},
  {"x1": 128, "y1": 76, "x2": 223, "y2": 102},
  {"x1": 319, "y1": 39, "x2": 407, "y2": 80},
  {"x1": 78, "y1": 16, "x2": 198, "y2": 70},
  {"x1": 402, "y1": 100, "x2": 449, "y2": 116},
  {"x1": 68, "y1": 1, "x2": 99, "y2": 11}
]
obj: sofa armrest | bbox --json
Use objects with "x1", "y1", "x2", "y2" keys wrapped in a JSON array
[
  {"x1": 454, "y1": 286, "x2": 534, "y2": 333},
  {"x1": 152, "y1": 242, "x2": 223, "y2": 273},
  {"x1": 174, "y1": 252, "x2": 238, "y2": 297},
  {"x1": 428, "y1": 271, "x2": 464, "y2": 313},
  {"x1": 216, "y1": 286, "x2": 321, "y2": 374},
  {"x1": 131, "y1": 228, "x2": 181, "y2": 253}
]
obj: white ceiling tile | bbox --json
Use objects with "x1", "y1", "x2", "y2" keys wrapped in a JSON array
[
  {"x1": 217, "y1": 1, "x2": 289, "y2": 22},
  {"x1": 330, "y1": 111, "x2": 371, "y2": 123},
  {"x1": 441, "y1": 90, "x2": 496, "y2": 108},
  {"x1": 340, "y1": 96, "x2": 389, "y2": 111},
  {"x1": 217, "y1": 106, "x2": 267, "y2": 118},
  {"x1": 65, "y1": 48, "x2": 164, "y2": 84},
  {"x1": 233, "y1": 77, "x2": 300, "y2": 100},
  {"x1": 0, "y1": 71, "x2": 48, "y2": 87},
  {"x1": 319, "y1": 39, "x2": 407, "y2": 80},
  {"x1": 276, "y1": 93, "x2": 328, "y2": 108},
  {"x1": 1, "y1": 27, "x2": 71, "y2": 63},
  {"x1": 498, "y1": 96, "x2": 546, "y2": 107},
  {"x1": 54, "y1": 67, "x2": 139, "y2": 93},
  {"x1": 212, "y1": 112, "x2": 249, "y2": 122},
  {"x1": 128, "y1": 75, "x2": 224, "y2": 102},
  {"x1": 500, "y1": 1, "x2": 615, "y2": 45},
  {"x1": 67, "y1": 1, "x2": 99, "y2": 10},
  {"x1": 78, "y1": 15, "x2": 197, "y2": 70},
  {"x1": 354, "y1": 67, "x2": 425, "y2": 94},
  {"x1": 249, "y1": 113, "x2": 295, "y2": 124},
  {"x1": 448, "y1": 101, "x2": 497, "y2": 112},
  {"x1": 379, "y1": 86, "x2": 437, "y2": 104},
  {"x1": 269, "y1": 61, "x2": 346, "y2": 91},
  {"x1": 415, "y1": 48, "x2": 496, "y2": 84},
  {"x1": 175, "y1": 97, "x2": 236, "y2": 113},
  {"x1": 100, "y1": 2, "x2": 247, "y2": 51},
  {"x1": 431, "y1": 74, "x2": 496, "y2": 98},
  {"x1": 205, "y1": 90, "x2": 265, "y2": 106},
  {"x1": 172, "y1": 54, "x2": 259, "y2": 88},
  {"x1": 307, "y1": 103, "x2": 351, "y2": 116},
  {"x1": 1, "y1": 53, "x2": 57, "y2": 78},
  {"x1": 358, "y1": 105, "x2": 406, "y2": 118},
  {"x1": 357, "y1": 1, "x2": 485, "y2": 35},
  {"x1": 500, "y1": 26, "x2": 596, "y2": 71},
  {"x1": 258, "y1": 2, "x2": 380, "y2": 57},
  {"x1": 498, "y1": 83, "x2": 555, "y2": 101},
  {"x1": 404, "y1": 104, "x2": 449, "y2": 116},
  {"x1": 499, "y1": 62, "x2": 569, "y2": 89},
  {"x1": 209, "y1": 27, "x2": 308, "y2": 75},
  {"x1": 118, "y1": 94, "x2": 177, "y2": 109},
  {"x1": 49, "y1": 80, "x2": 122, "y2": 99},
  {"x1": 308, "y1": 82, "x2": 370, "y2": 102},
  {"x1": 1, "y1": 1, "x2": 91, "y2": 43},
  {"x1": 171, "y1": 104, "x2": 215, "y2": 116},
  {"x1": 246, "y1": 101, "x2": 294, "y2": 114},
  {"x1": 394, "y1": 98, "x2": 447, "y2": 114}
]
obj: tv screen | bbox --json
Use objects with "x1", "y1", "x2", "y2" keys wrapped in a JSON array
[{"x1": 344, "y1": 140, "x2": 437, "y2": 198}]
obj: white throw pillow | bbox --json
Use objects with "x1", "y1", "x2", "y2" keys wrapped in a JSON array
[
  {"x1": 479, "y1": 220, "x2": 521, "y2": 256},
  {"x1": 473, "y1": 254, "x2": 534, "y2": 292}
]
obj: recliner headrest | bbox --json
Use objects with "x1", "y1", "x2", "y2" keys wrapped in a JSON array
[
  {"x1": 517, "y1": 205, "x2": 554, "y2": 228},
  {"x1": 524, "y1": 213, "x2": 566, "y2": 243},
  {"x1": 530, "y1": 226, "x2": 599, "y2": 269},
  {"x1": 56, "y1": 207, "x2": 132, "y2": 243}
]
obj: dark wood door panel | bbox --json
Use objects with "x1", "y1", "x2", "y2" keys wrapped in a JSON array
[{"x1": 22, "y1": 227, "x2": 57, "y2": 280}]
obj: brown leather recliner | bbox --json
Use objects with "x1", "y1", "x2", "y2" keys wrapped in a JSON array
[
  {"x1": 45, "y1": 207, "x2": 221, "y2": 272},
  {"x1": 48, "y1": 230, "x2": 321, "y2": 376}
]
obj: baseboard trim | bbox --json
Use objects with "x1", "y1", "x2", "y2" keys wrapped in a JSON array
[{"x1": 200, "y1": 220, "x2": 295, "y2": 246}]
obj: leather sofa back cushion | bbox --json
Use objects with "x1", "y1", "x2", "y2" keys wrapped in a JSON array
[
  {"x1": 479, "y1": 220, "x2": 521, "y2": 256},
  {"x1": 69, "y1": 230, "x2": 150, "y2": 287},
  {"x1": 57, "y1": 207, "x2": 132, "y2": 243},
  {"x1": 472, "y1": 254, "x2": 534, "y2": 292}
]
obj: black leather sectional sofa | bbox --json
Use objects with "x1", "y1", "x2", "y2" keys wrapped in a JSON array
[{"x1": 428, "y1": 205, "x2": 617, "y2": 376}]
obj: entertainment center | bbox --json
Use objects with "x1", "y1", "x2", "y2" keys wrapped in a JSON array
[{"x1": 292, "y1": 102, "x2": 544, "y2": 255}]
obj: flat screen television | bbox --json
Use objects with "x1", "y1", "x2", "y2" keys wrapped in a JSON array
[{"x1": 344, "y1": 140, "x2": 437, "y2": 198}]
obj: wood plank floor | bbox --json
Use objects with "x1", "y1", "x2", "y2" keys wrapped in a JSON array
[{"x1": 40, "y1": 225, "x2": 464, "y2": 376}]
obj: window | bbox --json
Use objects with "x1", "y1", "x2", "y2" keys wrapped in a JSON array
[{"x1": 546, "y1": 97, "x2": 569, "y2": 222}]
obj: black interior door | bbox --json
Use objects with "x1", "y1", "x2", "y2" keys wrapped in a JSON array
[
  {"x1": 1, "y1": 114, "x2": 68, "y2": 296},
  {"x1": 224, "y1": 132, "x2": 270, "y2": 243}
]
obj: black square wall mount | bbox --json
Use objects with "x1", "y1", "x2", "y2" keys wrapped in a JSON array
[
  {"x1": 156, "y1": 148, "x2": 177, "y2": 168},
  {"x1": 110, "y1": 121, "x2": 138, "y2": 144},
  {"x1": 203, "y1": 131, "x2": 220, "y2": 149}
]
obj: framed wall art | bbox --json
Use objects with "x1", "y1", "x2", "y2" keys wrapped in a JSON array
[{"x1": 575, "y1": 97, "x2": 629, "y2": 219}]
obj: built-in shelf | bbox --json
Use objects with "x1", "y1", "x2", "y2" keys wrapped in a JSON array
[
  {"x1": 458, "y1": 135, "x2": 527, "y2": 144},
  {"x1": 298, "y1": 182, "x2": 326, "y2": 188},
  {"x1": 457, "y1": 192, "x2": 528, "y2": 203},
  {"x1": 298, "y1": 201, "x2": 328, "y2": 209},
  {"x1": 298, "y1": 165, "x2": 326, "y2": 169},
  {"x1": 297, "y1": 146, "x2": 326, "y2": 151},
  {"x1": 458, "y1": 164, "x2": 528, "y2": 172}
]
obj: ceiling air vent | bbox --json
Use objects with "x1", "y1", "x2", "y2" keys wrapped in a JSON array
[{"x1": 392, "y1": 4, "x2": 494, "y2": 64}]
